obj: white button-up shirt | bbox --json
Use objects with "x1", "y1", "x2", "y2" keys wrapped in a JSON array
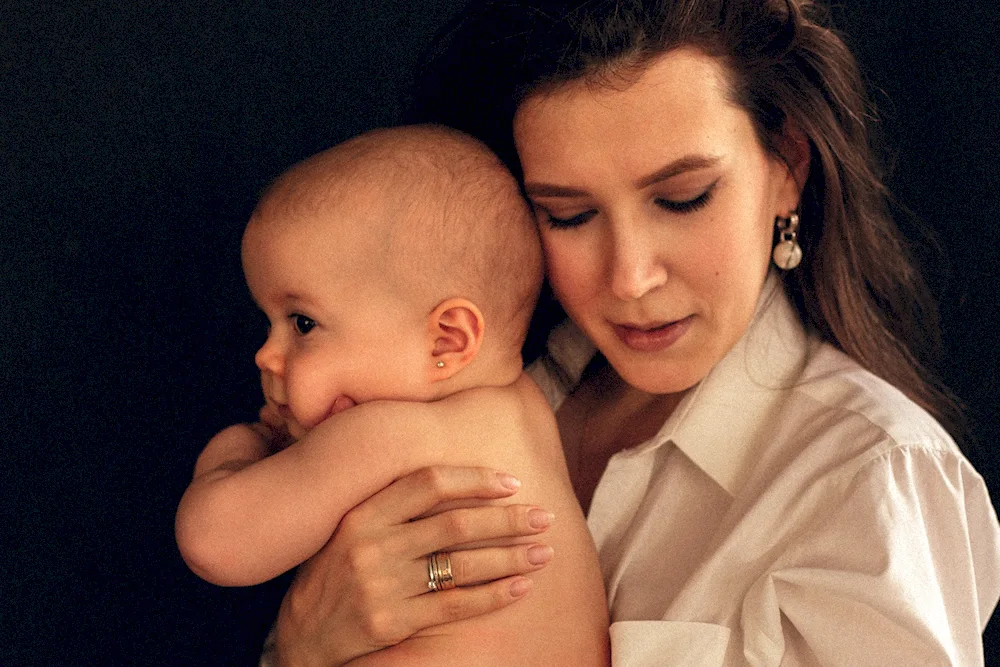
[{"x1": 528, "y1": 276, "x2": 1000, "y2": 666}]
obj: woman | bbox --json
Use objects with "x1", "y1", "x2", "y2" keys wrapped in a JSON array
[{"x1": 271, "y1": 1, "x2": 1000, "y2": 664}]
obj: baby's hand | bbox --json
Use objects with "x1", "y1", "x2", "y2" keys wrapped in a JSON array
[{"x1": 253, "y1": 403, "x2": 295, "y2": 453}]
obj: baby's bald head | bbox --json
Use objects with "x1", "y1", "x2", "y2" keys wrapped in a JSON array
[{"x1": 249, "y1": 125, "x2": 543, "y2": 359}]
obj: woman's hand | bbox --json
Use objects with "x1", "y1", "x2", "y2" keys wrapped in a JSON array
[{"x1": 272, "y1": 466, "x2": 556, "y2": 666}]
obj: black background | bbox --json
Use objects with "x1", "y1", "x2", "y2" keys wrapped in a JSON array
[{"x1": 2, "y1": 1, "x2": 998, "y2": 664}]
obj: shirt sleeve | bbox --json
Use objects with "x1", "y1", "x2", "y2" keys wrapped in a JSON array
[{"x1": 741, "y1": 445, "x2": 1000, "y2": 666}]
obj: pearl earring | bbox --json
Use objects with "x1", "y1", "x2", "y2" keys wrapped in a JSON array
[
  {"x1": 772, "y1": 213, "x2": 802, "y2": 270},
  {"x1": 436, "y1": 361, "x2": 445, "y2": 368}
]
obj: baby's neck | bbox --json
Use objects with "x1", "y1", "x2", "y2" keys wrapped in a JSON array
[{"x1": 435, "y1": 350, "x2": 524, "y2": 399}]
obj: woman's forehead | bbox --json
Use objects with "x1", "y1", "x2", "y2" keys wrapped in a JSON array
[
  {"x1": 531, "y1": 48, "x2": 731, "y2": 101},
  {"x1": 514, "y1": 49, "x2": 751, "y2": 177}
]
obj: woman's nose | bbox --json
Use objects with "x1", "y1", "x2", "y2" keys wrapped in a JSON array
[
  {"x1": 254, "y1": 335, "x2": 284, "y2": 376},
  {"x1": 608, "y1": 224, "x2": 668, "y2": 301}
]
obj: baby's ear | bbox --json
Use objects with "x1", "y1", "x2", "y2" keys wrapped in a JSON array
[{"x1": 427, "y1": 298, "x2": 484, "y2": 381}]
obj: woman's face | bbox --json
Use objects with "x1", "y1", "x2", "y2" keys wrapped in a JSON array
[{"x1": 514, "y1": 48, "x2": 804, "y2": 395}]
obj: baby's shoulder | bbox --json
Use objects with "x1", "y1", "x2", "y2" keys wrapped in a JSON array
[
  {"x1": 437, "y1": 373, "x2": 554, "y2": 427},
  {"x1": 428, "y1": 374, "x2": 564, "y2": 468}
]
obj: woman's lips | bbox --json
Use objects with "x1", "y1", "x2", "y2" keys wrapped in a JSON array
[{"x1": 613, "y1": 316, "x2": 693, "y2": 352}]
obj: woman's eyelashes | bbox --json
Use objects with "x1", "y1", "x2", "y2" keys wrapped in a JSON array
[
  {"x1": 544, "y1": 208, "x2": 597, "y2": 229},
  {"x1": 291, "y1": 313, "x2": 316, "y2": 335},
  {"x1": 539, "y1": 182, "x2": 717, "y2": 229},
  {"x1": 655, "y1": 183, "x2": 716, "y2": 213}
]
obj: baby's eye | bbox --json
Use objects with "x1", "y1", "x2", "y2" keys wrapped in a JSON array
[{"x1": 291, "y1": 314, "x2": 316, "y2": 335}]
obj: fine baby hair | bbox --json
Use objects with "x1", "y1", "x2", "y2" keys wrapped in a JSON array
[{"x1": 251, "y1": 124, "x2": 543, "y2": 359}]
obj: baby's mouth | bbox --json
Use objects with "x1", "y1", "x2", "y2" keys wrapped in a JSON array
[{"x1": 329, "y1": 395, "x2": 357, "y2": 417}]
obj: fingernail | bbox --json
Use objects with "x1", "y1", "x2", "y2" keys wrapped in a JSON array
[
  {"x1": 509, "y1": 577, "x2": 532, "y2": 598},
  {"x1": 497, "y1": 473, "x2": 521, "y2": 491},
  {"x1": 526, "y1": 544, "x2": 554, "y2": 566},
  {"x1": 528, "y1": 508, "x2": 555, "y2": 530}
]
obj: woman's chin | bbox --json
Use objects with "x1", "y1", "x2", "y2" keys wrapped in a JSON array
[{"x1": 608, "y1": 357, "x2": 704, "y2": 397}]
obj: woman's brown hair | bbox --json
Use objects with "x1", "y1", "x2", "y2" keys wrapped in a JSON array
[{"x1": 407, "y1": 0, "x2": 967, "y2": 444}]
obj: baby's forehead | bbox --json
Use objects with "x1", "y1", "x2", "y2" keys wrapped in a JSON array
[
  {"x1": 249, "y1": 190, "x2": 417, "y2": 283},
  {"x1": 256, "y1": 164, "x2": 391, "y2": 223},
  {"x1": 251, "y1": 126, "x2": 516, "y2": 259}
]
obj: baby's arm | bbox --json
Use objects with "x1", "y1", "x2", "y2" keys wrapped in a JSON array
[
  {"x1": 175, "y1": 414, "x2": 292, "y2": 585},
  {"x1": 186, "y1": 404, "x2": 291, "y2": 479},
  {"x1": 175, "y1": 400, "x2": 453, "y2": 587}
]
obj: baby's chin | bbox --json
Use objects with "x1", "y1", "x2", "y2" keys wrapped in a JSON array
[{"x1": 292, "y1": 396, "x2": 358, "y2": 437}]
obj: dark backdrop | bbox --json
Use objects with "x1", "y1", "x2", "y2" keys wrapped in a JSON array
[{"x1": 2, "y1": 2, "x2": 998, "y2": 664}]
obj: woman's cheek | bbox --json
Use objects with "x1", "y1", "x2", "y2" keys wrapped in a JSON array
[{"x1": 543, "y1": 237, "x2": 597, "y2": 304}]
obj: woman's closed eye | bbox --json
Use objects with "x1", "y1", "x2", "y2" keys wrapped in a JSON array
[
  {"x1": 291, "y1": 313, "x2": 316, "y2": 335},
  {"x1": 655, "y1": 182, "x2": 717, "y2": 214},
  {"x1": 539, "y1": 181, "x2": 717, "y2": 229},
  {"x1": 540, "y1": 207, "x2": 597, "y2": 230}
]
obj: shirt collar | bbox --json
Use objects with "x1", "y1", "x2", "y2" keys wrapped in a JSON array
[
  {"x1": 537, "y1": 272, "x2": 814, "y2": 497},
  {"x1": 547, "y1": 317, "x2": 597, "y2": 390},
  {"x1": 660, "y1": 273, "x2": 813, "y2": 495}
]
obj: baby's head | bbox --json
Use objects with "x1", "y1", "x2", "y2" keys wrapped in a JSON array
[{"x1": 242, "y1": 125, "x2": 542, "y2": 436}]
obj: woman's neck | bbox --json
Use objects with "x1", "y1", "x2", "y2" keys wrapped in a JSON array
[{"x1": 557, "y1": 360, "x2": 686, "y2": 513}]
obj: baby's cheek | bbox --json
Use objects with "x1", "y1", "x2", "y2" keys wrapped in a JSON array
[
  {"x1": 287, "y1": 397, "x2": 327, "y2": 433},
  {"x1": 285, "y1": 377, "x2": 335, "y2": 432}
]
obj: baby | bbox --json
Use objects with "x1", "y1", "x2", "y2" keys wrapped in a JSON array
[{"x1": 175, "y1": 125, "x2": 608, "y2": 665}]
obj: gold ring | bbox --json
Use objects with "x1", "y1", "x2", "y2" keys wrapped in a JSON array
[{"x1": 427, "y1": 551, "x2": 455, "y2": 592}]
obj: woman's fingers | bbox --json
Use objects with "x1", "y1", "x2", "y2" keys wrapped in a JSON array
[
  {"x1": 401, "y1": 504, "x2": 555, "y2": 557},
  {"x1": 401, "y1": 542, "x2": 555, "y2": 597},
  {"x1": 363, "y1": 466, "x2": 523, "y2": 525},
  {"x1": 403, "y1": 576, "x2": 535, "y2": 629},
  {"x1": 447, "y1": 543, "x2": 554, "y2": 587},
  {"x1": 274, "y1": 466, "x2": 555, "y2": 662}
]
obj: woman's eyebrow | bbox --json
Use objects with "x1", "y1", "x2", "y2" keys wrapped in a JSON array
[
  {"x1": 634, "y1": 154, "x2": 722, "y2": 189},
  {"x1": 524, "y1": 154, "x2": 722, "y2": 199},
  {"x1": 523, "y1": 182, "x2": 589, "y2": 198}
]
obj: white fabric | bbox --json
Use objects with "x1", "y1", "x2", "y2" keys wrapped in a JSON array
[
  {"x1": 527, "y1": 274, "x2": 1000, "y2": 666},
  {"x1": 610, "y1": 621, "x2": 730, "y2": 666}
]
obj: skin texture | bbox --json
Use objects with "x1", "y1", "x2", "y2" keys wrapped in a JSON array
[
  {"x1": 244, "y1": 213, "x2": 434, "y2": 439},
  {"x1": 176, "y1": 127, "x2": 610, "y2": 665},
  {"x1": 273, "y1": 466, "x2": 554, "y2": 666},
  {"x1": 517, "y1": 47, "x2": 809, "y2": 514},
  {"x1": 514, "y1": 48, "x2": 806, "y2": 399},
  {"x1": 271, "y1": 50, "x2": 811, "y2": 663}
]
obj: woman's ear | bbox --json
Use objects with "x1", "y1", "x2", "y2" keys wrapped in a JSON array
[
  {"x1": 774, "y1": 118, "x2": 811, "y2": 211},
  {"x1": 426, "y1": 298, "x2": 485, "y2": 381}
]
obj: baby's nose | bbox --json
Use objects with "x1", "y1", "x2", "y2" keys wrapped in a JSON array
[{"x1": 254, "y1": 338, "x2": 284, "y2": 376}]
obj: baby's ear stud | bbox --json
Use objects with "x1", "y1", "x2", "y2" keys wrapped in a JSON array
[{"x1": 436, "y1": 361, "x2": 445, "y2": 368}]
